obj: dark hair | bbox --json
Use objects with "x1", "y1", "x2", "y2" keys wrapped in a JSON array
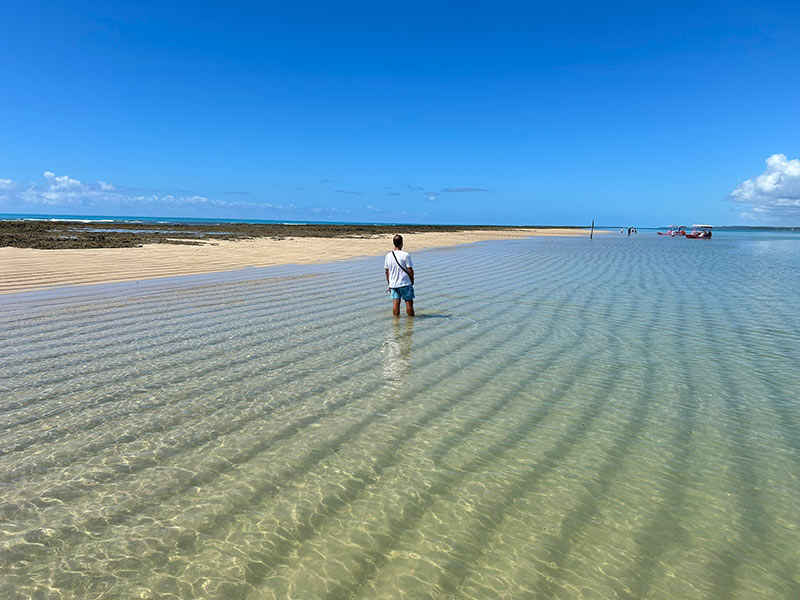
[{"x1": 393, "y1": 234, "x2": 403, "y2": 248}]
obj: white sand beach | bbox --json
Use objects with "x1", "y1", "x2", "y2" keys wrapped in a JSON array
[{"x1": 0, "y1": 228, "x2": 591, "y2": 294}]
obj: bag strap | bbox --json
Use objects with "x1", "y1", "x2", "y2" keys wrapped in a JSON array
[{"x1": 391, "y1": 251, "x2": 413, "y2": 282}]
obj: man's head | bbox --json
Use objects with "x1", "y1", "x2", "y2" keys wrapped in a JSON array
[{"x1": 393, "y1": 234, "x2": 403, "y2": 249}]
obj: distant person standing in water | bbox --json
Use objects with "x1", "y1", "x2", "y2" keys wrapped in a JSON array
[{"x1": 385, "y1": 234, "x2": 415, "y2": 317}]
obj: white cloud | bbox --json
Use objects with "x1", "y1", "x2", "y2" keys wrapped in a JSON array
[
  {"x1": 0, "y1": 171, "x2": 413, "y2": 220},
  {"x1": 44, "y1": 170, "x2": 84, "y2": 189},
  {"x1": 0, "y1": 178, "x2": 14, "y2": 204},
  {"x1": 37, "y1": 170, "x2": 94, "y2": 204},
  {"x1": 1, "y1": 171, "x2": 274, "y2": 212},
  {"x1": 728, "y1": 154, "x2": 800, "y2": 222}
]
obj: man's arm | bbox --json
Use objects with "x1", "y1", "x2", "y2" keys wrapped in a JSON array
[
  {"x1": 385, "y1": 268, "x2": 390, "y2": 287},
  {"x1": 407, "y1": 267, "x2": 414, "y2": 285}
]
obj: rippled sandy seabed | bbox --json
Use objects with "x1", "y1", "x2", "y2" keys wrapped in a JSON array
[{"x1": 2, "y1": 233, "x2": 799, "y2": 599}]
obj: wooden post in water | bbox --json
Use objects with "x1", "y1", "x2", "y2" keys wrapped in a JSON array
[{"x1": 590, "y1": 219, "x2": 595, "y2": 239}]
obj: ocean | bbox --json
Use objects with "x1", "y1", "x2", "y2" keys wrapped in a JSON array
[
  {"x1": 0, "y1": 213, "x2": 479, "y2": 227},
  {"x1": 0, "y1": 213, "x2": 344, "y2": 225},
  {"x1": 1, "y1": 231, "x2": 799, "y2": 599}
]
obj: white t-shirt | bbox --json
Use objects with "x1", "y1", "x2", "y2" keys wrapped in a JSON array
[{"x1": 385, "y1": 250, "x2": 413, "y2": 288}]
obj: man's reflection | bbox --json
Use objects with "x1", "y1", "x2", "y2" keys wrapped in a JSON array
[{"x1": 382, "y1": 317, "x2": 413, "y2": 383}]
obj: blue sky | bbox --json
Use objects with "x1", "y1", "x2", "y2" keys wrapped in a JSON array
[{"x1": 1, "y1": 1, "x2": 800, "y2": 225}]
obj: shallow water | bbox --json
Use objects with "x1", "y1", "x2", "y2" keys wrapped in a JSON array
[{"x1": 1, "y1": 233, "x2": 799, "y2": 599}]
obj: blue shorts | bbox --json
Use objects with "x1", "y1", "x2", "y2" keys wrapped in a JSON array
[{"x1": 390, "y1": 285, "x2": 415, "y2": 301}]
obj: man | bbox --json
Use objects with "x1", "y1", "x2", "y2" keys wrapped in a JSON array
[{"x1": 384, "y1": 234, "x2": 415, "y2": 317}]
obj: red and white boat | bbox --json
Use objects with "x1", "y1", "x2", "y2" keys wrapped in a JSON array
[
  {"x1": 658, "y1": 225, "x2": 686, "y2": 237},
  {"x1": 685, "y1": 224, "x2": 713, "y2": 239}
]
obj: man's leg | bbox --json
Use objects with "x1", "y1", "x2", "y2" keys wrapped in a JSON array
[
  {"x1": 393, "y1": 298, "x2": 401, "y2": 316},
  {"x1": 405, "y1": 300, "x2": 415, "y2": 316}
]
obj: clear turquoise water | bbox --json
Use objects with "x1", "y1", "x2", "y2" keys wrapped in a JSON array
[{"x1": 1, "y1": 233, "x2": 799, "y2": 599}]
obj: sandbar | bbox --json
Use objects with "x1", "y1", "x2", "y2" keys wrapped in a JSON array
[{"x1": 0, "y1": 227, "x2": 590, "y2": 294}]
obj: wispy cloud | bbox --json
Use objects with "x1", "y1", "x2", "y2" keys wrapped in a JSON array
[
  {"x1": 310, "y1": 206, "x2": 353, "y2": 215},
  {"x1": 398, "y1": 182, "x2": 424, "y2": 191},
  {"x1": 728, "y1": 154, "x2": 800, "y2": 222},
  {"x1": 26, "y1": 171, "x2": 117, "y2": 206},
  {"x1": 0, "y1": 171, "x2": 284, "y2": 211},
  {"x1": 0, "y1": 171, "x2": 437, "y2": 222},
  {"x1": 441, "y1": 187, "x2": 488, "y2": 193},
  {"x1": 0, "y1": 178, "x2": 15, "y2": 203}
]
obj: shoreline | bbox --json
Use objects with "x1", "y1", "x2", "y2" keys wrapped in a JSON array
[
  {"x1": 0, "y1": 219, "x2": 592, "y2": 249},
  {"x1": 0, "y1": 227, "x2": 593, "y2": 295}
]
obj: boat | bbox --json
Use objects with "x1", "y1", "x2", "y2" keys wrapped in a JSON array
[
  {"x1": 685, "y1": 224, "x2": 713, "y2": 239},
  {"x1": 658, "y1": 225, "x2": 686, "y2": 236}
]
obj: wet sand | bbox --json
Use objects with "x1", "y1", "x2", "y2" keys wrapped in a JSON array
[{"x1": 0, "y1": 222, "x2": 592, "y2": 294}]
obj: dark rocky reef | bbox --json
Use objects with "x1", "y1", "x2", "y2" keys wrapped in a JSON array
[{"x1": 0, "y1": 220, "x2": 568, "y2": 250}]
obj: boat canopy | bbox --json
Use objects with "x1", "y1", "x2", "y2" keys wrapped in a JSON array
[{"x1": 691, "y1": 224, "x2": 713, "y2": 229}]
